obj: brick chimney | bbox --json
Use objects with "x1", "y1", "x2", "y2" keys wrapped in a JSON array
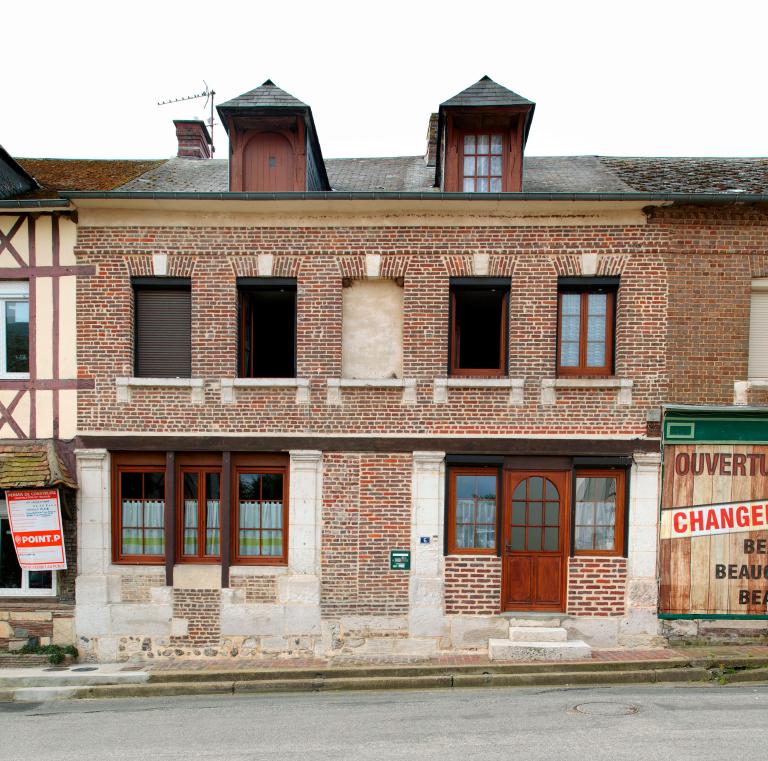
[
  {"x1": 173, "y1": 119, "x2": 212, "y2": 159},
  {"x1": 425, "y1": 113, "x2": 438, "y2": 167}
]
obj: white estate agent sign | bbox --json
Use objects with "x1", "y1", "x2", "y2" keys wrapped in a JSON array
[{"x1": 6, "y1": 489, "x2": 67, "y2": 571}]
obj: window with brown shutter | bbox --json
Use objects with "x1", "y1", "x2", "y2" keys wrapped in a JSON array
[{"x1": 133, "y1": 278, "x2": 192, "y2": 378}]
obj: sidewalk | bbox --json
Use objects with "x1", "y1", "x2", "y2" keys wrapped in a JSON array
[{"x1": 3, "y1": 645, "x2": 768, "y2": 702}]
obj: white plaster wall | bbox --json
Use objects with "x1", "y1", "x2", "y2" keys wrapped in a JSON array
[{"x1": 341, "y1": 280, "x2": 403, "y2": 379}]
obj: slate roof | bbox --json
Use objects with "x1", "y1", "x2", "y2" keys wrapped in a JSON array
[
  {"x1": 0, "y1": 441, "x2": 77, "y2": 490},
  {"x1": 600, "y1": 157, "x2": 768, "y2": 194},
  {"x1": 113, "y1": 154, "x2": 768, "y2": 194},
  {"x1": 218, "y1": 79, "x2": 308, "y2": 111},
  {"x1": 13, "y1": 158, "x2": 166, "y2": 198},
  {"x1": 441, "y1": 75, "x2": 534, "y2": 108}
]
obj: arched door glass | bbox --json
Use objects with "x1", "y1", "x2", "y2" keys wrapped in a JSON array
[{"x1": 510, "y1": 476, "x2": 560, "y2": 552}]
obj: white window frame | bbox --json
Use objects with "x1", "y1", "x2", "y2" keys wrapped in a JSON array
[
  {"x1": 0, "y1": 501, "x2": 56, "y2": 597},
  {"x1": 0, "y1": 281, "x2": 30, "y2": 379}
]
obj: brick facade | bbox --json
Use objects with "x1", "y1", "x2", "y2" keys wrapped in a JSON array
[
  {"x1": 230, "y1": 575, "x2": 278, "y2": 604},
  {"x1": 444, "y1": 556, "x2": 502, "y2": 615},
  {"x1": 659, "y1": 206, "x2": 768, "y2": 404},
  {"x1": 567, "y1": 557, "x2": 627, "y2": 616},
  {"x1": 321, "y1": 453, "x2": 411, "y2": 616},
  {"x1": 75, "y1": 225, "x2": 667, "y2": 436},
  {"x1": 171, "y1": 589, "x2": 221, "y2": 648},
  {"x1": 120, "y1": 574, "x2": 165, "y2": 603}
]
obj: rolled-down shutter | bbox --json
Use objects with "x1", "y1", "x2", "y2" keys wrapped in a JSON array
[
  {"x1": 135, "y1": 288, "x2": 191, "y2": 377},
  {"x1": 749, "y1": 288, "x2": 768, "y2": 379}
]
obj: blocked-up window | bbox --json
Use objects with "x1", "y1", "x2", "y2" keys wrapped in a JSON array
[
  {"x1": 342, "y1": 279, "x2": 403, "y2": 379},
  {"x1": 749, "y1": 278, "x2": 768, "y2": 378}
]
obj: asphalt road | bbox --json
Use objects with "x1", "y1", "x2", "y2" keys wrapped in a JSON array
[{"x1": 1, "y1": 683, "x2": 766, "y2": 761}]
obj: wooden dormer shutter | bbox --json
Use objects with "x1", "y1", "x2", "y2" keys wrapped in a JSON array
[{"x1": 134, "y1": 279, "x2": 191, "y2": 378}]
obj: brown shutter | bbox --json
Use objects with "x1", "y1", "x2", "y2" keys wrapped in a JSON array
[{"x1": 135, "y1": 288, "x2": 191, "y2": 377}]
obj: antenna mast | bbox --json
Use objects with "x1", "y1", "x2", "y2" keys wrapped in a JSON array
[{"x1": 157, "y1": 82, "x2": 217, "y2": 154}]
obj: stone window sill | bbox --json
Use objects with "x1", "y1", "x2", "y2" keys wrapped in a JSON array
[
  {"x1": 327, "y1": 378, "x2": 416, "y2": 405},
  {"x1": 541, "y1": 378, "x2": 633, "y2": 406},
  {"x1": 735, "y1": 379, "x2": 768, "y2": 405},
  {"x1": 433, "y1": 377, "x2": 525, "y2": 404},
  {"x1": 221, "y1": 378, "x2": 310, "y2": 405},
  {"x1": 116, "y1": 377, "x2": 204, "y2": 404}
]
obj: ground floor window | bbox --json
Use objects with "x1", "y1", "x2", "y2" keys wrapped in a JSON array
[
  {"x1": 0, "y1": 503, "x2": 55, "y2": 596},
  {"x1": 574, "y1": 469, "x2": 626, "y2": 556},
  {"x1": 111, "y1": 452, "x2": 288, "y2": 566},
  {"x1": 233, "y1": 465, "x2": 287, "y2": 564},
  {"x1": 447, "y1": 467, "x2": 499, "y2": 554},
  {"x1": 112, "y1": 454, "x2": 167, "y2": 563}
]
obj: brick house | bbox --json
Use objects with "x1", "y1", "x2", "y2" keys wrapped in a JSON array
[{"x1": 13, "y1": 76, "x2": 768, "y2": 661}]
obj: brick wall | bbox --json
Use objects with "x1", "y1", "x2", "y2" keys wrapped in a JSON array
[
  {"x1": 120, "y1": 574, "x2": 165, "y2": 603},
  {"x1": 230, "y1": 575, "x2": 278, "y2": 604},
  {"x1": 567, "y1": 557, "x2": 627, "y2": 616},
  {"x1": 171, "y1": 589, "x2": 221, "y2": 647},
  {"x1": 321, "y1": 453, "x2": 411, "y2": 616},
  {"x1": 75, "y1": 224, "x2": 669, "y2": 437},
  {"x1": 58, "y1": 512, "x2": 77, "y2": 603},
  {"x1": 657, "y1": 205, "x2": 768, "y2": 404},
  {"x1": 444, "y1": 556, "x2": 501, "y2": 615}
]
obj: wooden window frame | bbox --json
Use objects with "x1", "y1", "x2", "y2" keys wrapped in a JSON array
[
  {"x1": 573, "y1": 468, "x2": 626, "y2": 558},
  {"x1": 231, "y1": 457, "x2": 289, "y2": 566},
  {"x1": 447, "y1": 466, "x2": 500, "y2": 556},
  {"x1": 449, "y1": 282, "x2": 509, "y2": 377},
  {"x1": 458, "y1": 131, "x2": 507, "y2": 193},
  {"x1": 175, "y1": 454, "x2": 223, "y2": 564},
  {"x1": 556, "y1": 288, "x2": 615, "y2": 377},
  {"x1": 237, "y1": 279, "x2": 297, "y2": 379},
  {"x1": 111, "y1": 452, "x2": 167, "y2": 565}
]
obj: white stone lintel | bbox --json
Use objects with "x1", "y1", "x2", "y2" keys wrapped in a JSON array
[
  {"x1": 220, "y1": 377, "x2": 310, "y2": 405},
  {"x1": 734, "y1": 378, "x2": 768, "y2": 405},
  {"x1": 540, "y1": 377, "x2": 633, "y2": 406},
  {"x1": 289, "y1": 449, "x2": 323, "y2": 466},
  {"x1": 433, "y1": 377, "x2": 525, "y2": 405},
  {"x1": 327, "y1": 377, "x2": 416, "y2": 405},
  {"x1": 75, "y1": 448, "x2": 108, "y2": 464},
  {"x1": 116, "y1": 377, "x2": 205, "y2": 405},
  {"x1": 633, "y1": 451, "x2": 662, "y2": 470}
]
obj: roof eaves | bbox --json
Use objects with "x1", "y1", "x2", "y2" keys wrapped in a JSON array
[{"x1": 60, "y1": 190, "x2": 768, "y2": 202}]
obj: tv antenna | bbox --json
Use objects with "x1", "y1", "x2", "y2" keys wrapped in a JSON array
[{"x1": 157, "y1": 82, "x2": 217, "y2": 154}]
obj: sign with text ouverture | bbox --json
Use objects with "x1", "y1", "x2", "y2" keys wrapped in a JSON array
[{"x1": 661, "y1": 410, "x2": 768, "y2": 617}]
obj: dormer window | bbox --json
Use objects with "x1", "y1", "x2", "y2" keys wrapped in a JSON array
[
  {"x1": 436, "y1": 76, "x2": 535, "y2": 193},
  {"x1": 462, "y1": 134, "x2": 503, "y2": 192}
]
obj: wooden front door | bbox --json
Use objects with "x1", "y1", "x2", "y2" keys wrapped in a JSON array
[{"x1": 502, "y1": 471, "x2": 569, "y2": 611}]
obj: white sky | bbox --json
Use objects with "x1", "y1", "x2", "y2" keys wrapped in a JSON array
[{"x1": 4, "y1": 0, "x2": 768, "y2": 161}]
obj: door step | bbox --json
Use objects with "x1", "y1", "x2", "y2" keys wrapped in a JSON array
[
  {"x1": 508, "y1": 626, "x2": 566, "y2": 642},
  {"x1": 489, "y1": 624, "x2": 592, "y2": 661}
]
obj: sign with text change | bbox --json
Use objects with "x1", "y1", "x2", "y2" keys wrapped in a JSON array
[
  {"x1": 6, "y1": 489, "x2": 67, "y2": 571},
  {"x1": 660, "y1": 445, "x2": 768, "y2": 616}
]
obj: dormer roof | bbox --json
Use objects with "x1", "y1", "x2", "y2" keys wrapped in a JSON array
[
  {"x1": 217, "y1": 79, "x2": 309, "y2": 114},
  {"x1": 440, "y1": 75, "x2": 534, "y2": 108}
]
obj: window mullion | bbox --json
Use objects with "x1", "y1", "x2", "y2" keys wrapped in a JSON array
[{"x1": 579, "y1": 292, "x2": 588, "y2": 370}]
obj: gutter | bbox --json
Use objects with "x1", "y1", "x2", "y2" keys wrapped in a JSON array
[
  {"x1": 0, "y1": 199, "x2": 71, "y2": 209},
  {"x1": 60, "y1": 190, "x2": 768, "y2": 203}
]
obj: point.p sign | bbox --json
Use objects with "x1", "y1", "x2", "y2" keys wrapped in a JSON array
[{"x1": 6, "y1": 489, "x2": 67, "y2": 571}]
